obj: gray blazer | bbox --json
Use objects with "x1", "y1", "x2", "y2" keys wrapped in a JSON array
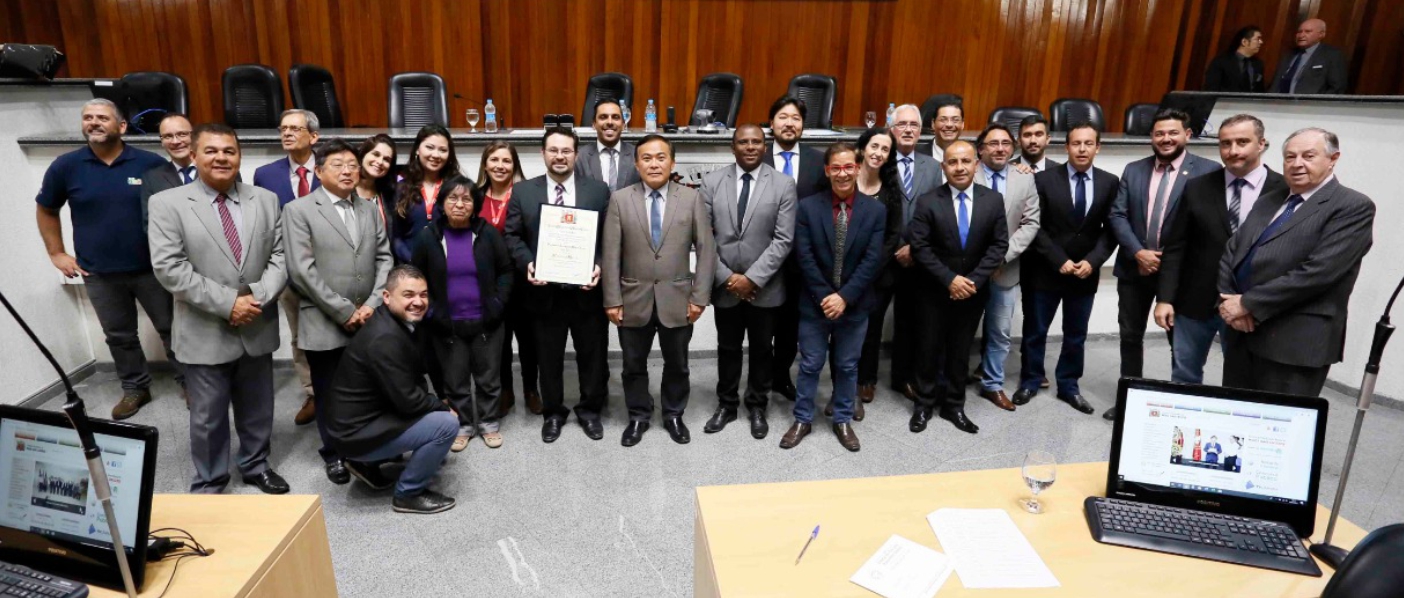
[
  {"x1": 975, "y1": 167, "x2": 1041, "y2": 287},
  {"x1": 283, "y1": 187, "x2": 394, "y2": 351},
  {"x1": 1108, "y1": 153, "x2": 1220, "y2": 278},
  {"x1": 148, "y1": 181, "x2": 287, "y2": 365},
  {"x1": 575, "y1": 141, "x2": 642, "y2": 191},
  {"x1": 896, "y1": 150, "x2": 943, "y2": 240},
  {"x1": 603, "y1": 181, "x2": 718, "y2": 328},
  {"x1": 701, "y1": 163, "x2": 797, "y2": 309}
]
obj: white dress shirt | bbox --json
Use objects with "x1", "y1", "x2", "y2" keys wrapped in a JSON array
[
  {"x1": 331, "y1": 191, "x2": 358, "y2": 248},
  {"x1": 1275, "y1": 173, "x2": 1334, "y2": 219},
  {"x1": 288, "y1": 155, "x2": 315, "y2": 197},
  {"x1": 548, "y1": 174, "x2": 577, "y2": 207},
  {"x1": 597, "y1": 141, "x2": 622, "y2": 187},
  {"x1": 1225, "y1": 164, "x2": 1268, "y2": 224},
  {"x1": 772, "y1": 143, "x2": 800, "y2": 181},
  {"x1": 644, "y1": 182, "x2": 669, "y2": 222},
  {"x1": 735, "y1": 163, "x2": 760, "y2": 201}
]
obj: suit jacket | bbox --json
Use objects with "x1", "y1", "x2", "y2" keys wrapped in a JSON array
[
  {"x1": 793, "y1": 191, "x2": 887, "y2": 315},
  {"x1": 909, "y1": 185, "x2": 1009, "y2": 292},
  {"x1": 701, "y1": 163, "x2": 797, "y2": 309},
  {"x1": 1024, "y1": 164, "x2": 1120, "y2": 295},
  {"x1": 147, "y1": 181, "x2": 287, "y2": 365},
  {"x1": 1204, "y1": 52, "x2": 1267, "y2": 92},
  {"x1": 896, "y1": 151, "x2": 944, "y2": 234},
  {"x1": 1011, "y1": 156, "x2": 1063, "y2": 173},
  {"x1": 1272, "y1": 44, "x2": 1349, "y2": 94},
  {"x1": 140, "y1": 162, "x2": 240, "y2": 230},
  {"x1": 575, "y1": 141, "x2": 642, "y2": 191},
  {"x1": 252, "y1": 157, "x2": 322, "y2": 208},
  {"x1": 503, "y1": 175, "x2": 612, "y2": 315},
  {"x1": 975, "y1": 167, "x2": 1041, "y2": 287},
  {"x1": 1159, "y1": 168, "x2": 1288, "y2": 320},
  {"x1": 603, "y1": 181, "x2": 718, "y2": 328},
  {"x1": 762, "y1": 144, "x2": 828, "y2": 200},
  {"x1": 1218, "y1": 178, "x2": 1374, "y2": 367},
  {"x1": 283, "y1": 187, "x2": 393, "y2": 351},
  {"x1": 1108, "y1": 153, "x2": 1221, "y2": 278}
]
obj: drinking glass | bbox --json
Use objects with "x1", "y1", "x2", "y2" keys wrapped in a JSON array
[
  {"x1": 1020, "y1": 450, "x2": 1057, "y2": 514},
  {"x1": 466, "y1": 108, "x2": 481, "y2": 133},
  {"x1": 864, "y1": 111, "x2": 877, "y2": 128}
]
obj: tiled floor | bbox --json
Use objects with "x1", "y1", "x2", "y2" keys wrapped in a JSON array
[{"x1": 47, "y1": 338, "x2": 1404, "y2": 596}]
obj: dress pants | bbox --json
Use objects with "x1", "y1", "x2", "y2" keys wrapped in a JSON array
[
  {"x1": 887, "y1": 276, "x2": 921, "y2": 389},
  {"x1": 498, "y1": 282, "x2": 539, "y2": 397},
  {"x1": 185, "y1": 353, "x2": 274, "y2": 493},
  {"x1": 533, "y1": 299, "x2": 609, "y2": 422},
  {"x1": 619, "y1": 308, "x2": 693, "y2": 421},
  {"x1": 433, "y1": 323, "x2": 505, "y2": 434},
  {"x1": 84, "y1": 271, "x2": 184, "y2": 390},
  {"x1": 350, "y1": 410, "x2": 458, "y2": 499},
  {"x1": 794, "y1": 308, "x2": 867, "y2": 425},
  {"x1": 1116, "y1": 274, "x2": 1170, "y2": 378},
  {"x1": 915, "y1": 291, "x2": 986, "y2": 412},
  {"x1": 1222, "y1": 331, "x2": 1331, "y2": 396},
  {"x1": 278, "y1": 290, "x2": 314, "y2": 398},
  {"x1": 979, "y1": 281, "x2": 1020, "y2": 391},
  {"x1": 1171, "y1": 313, "x2": 1226, "y2": 384},
  {"x1": 858, "y1": 280, "x2": 914, "y2": 388},
  {"x1": 1020, "y1": 288, "x2": 1095, "y2": 396},
  {"x1": 770, "y1": 263, "x2": 802, "y2": 388},
  {"x1": 304, "y1": 348, "x2": 345, "y2": 463},
  {"x1": 714, "y1": 302, "x2": 777, "y2": 409}
]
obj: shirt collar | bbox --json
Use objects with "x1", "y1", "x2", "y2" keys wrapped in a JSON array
[
  {"x1": 549, "y1": 174, "x2": 575, "y2": 193},
  {"x1": 831, "y1": 191, "x2": 855, "y2": 210},
  {"x1": 979, "y1": 162, "x2": 1005, "y2": 181},
  {"x1": 198, "y1": 179, "x2": 240, "y2": 203},
  {"x1": 773, "y1": 143, "x2": 798, "y2": 158},
  {"x1": 645, "y1": 182, "x2": 668, "y2": 201},
  {"x1": 82, "y1": 142, "x2": 133, "y2": 165},
  {"x1": 597, "y1": 140, "x2": 620, "y2": 155},
  {"x1": 1155, "y1": 152, "x2": 1187, "y2": 172},
  {"x1": 1226, "y1": 164, "x2": 1267, "y2": 189},
  {"x1": 1296, "y1": 174, "x2": 1335, "y2": 201},
  {"x1": 897, "y1": 149, "x2": 917, "y2": 162},
  {"x1": 289, "y1": 154, "x2": 315, "y2": 173},
  {"x1": 948, "y1": 183, "x2": 973, "y2": 198},
  {"x1": 735, "y1": 163, "x2": 760, "y2": 179},
  {"x1": 1068, "y1": 165, "x2": 1093, "y2": 183}
]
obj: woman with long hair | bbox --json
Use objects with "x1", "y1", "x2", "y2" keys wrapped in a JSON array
[
  {"x1": 392, "y1": 125, "x2": 460, "y2": 263},
  {"x1": 356, "y1": 133, "x2": 398, "y2": 251},
  {"x1": 850, "y1": 127, "x2": 904, "y2": 417}
]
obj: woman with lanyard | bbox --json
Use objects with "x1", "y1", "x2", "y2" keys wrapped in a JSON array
[
  {"x1": 356, "y1": 134, "x2": 399, "y2": 256},
  {"x1": 473, "y1": 141, "x2": 540, "y2": 418},
  {"x1": 392, "y1": 125, "x2": 461, "y2": 263}
]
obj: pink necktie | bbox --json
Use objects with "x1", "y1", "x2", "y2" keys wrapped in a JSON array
[{"x1": 215, "y1": 193, "x2": 243, "y2": 265}]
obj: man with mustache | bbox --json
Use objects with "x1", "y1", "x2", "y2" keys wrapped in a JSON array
[
  {"x1": 885, "y1": 103, "x2": 943, "y2": 400},
  {"x1": 1011, "y1": 115, "x2": 1060, "y2": 174},
  {"x1": 575, "y1": 99, "x2": 641, "y2": 192},
  {"x1": 35, "y1": 98, "x2": 179, "y2": 420}
]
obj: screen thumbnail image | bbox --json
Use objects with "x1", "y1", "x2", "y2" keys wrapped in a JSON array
[
  {"x1": 1167, "y1": 426, "x2": 1243, "y2": 472},
  {"x1": 32, "y1": 461, "x2": 89, "y2": 515}
]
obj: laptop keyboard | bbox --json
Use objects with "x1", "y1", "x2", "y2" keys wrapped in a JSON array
[{"x1": 0, "y1": 561, "x2": 88, "y2": 597}]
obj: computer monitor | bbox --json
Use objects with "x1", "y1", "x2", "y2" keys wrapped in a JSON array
[
  {"x1": 1158, "y1": 91, "x2": 1219, "y2": 139},
  {"x1": 0, "y1": 405, "x2": 157, "y2": 589},
  {"x1": 1106, "y1": 378, "x2": 1329, "y2": 537}
]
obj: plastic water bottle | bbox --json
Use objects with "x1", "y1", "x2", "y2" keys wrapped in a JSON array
[
  {"x1": 620, "y1": 100, "x2": 631, "y2": 128},
  {"x1": 645, "y1": 99, "x2": 657, "y2": 133},
  {"x1": 484, "y1": 99, "x2": 498, "y2": 133},
  {"x1": 885, "y1": 103, "x2": 896, "y2": 127}
]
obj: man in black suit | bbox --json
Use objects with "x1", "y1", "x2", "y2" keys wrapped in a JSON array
[
  {"x1": 575, "y1": 99, "x2": 641, "y2": 192},
  {"x1": 1272, "y1": 18, "x2": 1348, "y2": 94},
  {"x1": 1204, "y1": 26, "x2": 1267, "y2": 92},
  {"x1": 1217, "y1": 127, "x2": 1374, "y2": 396},
  {"x1": 1157, "y1": 114, "x2": 1286, "y2": 385},
  {"x1": 1014, "y1": 124, "x2": 1119, "y2": 414},
  {"x1": 1011, "y1": 115, "x2": 1062, "y2": 174},
  {"x1": 139, "y1": 113, "x2": 196, "y2": 232},
  {"x1": 503, "y1": 127, "x2": 613, "y2": 443},
  {"x1": 908, "y1": 141, "x2": 1009, "y2": 435}
]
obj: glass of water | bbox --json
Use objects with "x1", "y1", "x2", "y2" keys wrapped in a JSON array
[
  {"x1": 1020, "y1": 450, "x2": 1057, "y2": 514},
  {"x1": 466, "y1": 108, "x2": 481, "y2": 133},
  {"x1": 865, "y1": 111, "x2": 877, "y2": 128}
]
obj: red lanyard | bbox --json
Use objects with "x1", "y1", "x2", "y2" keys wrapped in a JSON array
[
  {"x1": 484, "y1": 187, "x2": 511, "y2": 229},
  {"x1": 420, "y1": 181, "x2": 441, "y2": 217}
]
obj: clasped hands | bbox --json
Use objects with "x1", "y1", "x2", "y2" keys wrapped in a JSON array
[
  {"x1": 948, "y1": 276, "x2": 976, "y2": 300},
  {"x1": 725, "y1": 274, "x2": 758, "y2": 302},
  {"x1": 1059, "y1": 259, "x2": 1094, "y2": 279},
  {"x1": 1219, "y1": 293, "x2": 1256, "y2": 333}
]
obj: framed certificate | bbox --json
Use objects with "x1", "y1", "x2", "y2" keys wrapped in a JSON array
[{"x1": 535, "y1": 204, "x2": 599, "y2": 286}]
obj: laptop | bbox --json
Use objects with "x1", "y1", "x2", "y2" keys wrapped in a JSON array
[
  {"x1": 0, "y1": 405, "x2": 158, "y2": 590},
  {"x1": 1086, "y1": 378, "x2": 1329, "y2": 576}
]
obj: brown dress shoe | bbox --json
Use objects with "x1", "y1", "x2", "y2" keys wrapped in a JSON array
[
  {"x1": 525, "y1": 389, "x2": 544, "y2": 415},
  {"x1": 853, "y1": 399, "x2": 865, "y2": 421},
  {"x1": 833, "y1": 423, "x2": 860, "y2": 452},
  {"x1": 779, "y1": 422, "x2": 812, "y2": 449},
  {"x1": 980, "y1": 389, "x2": 1016, "y2": 411},
  {"x1": 497, "y1": 388, "x2": 516, "y2": 418},
  {"x1": 902, "y1": 383, "x2": 918, "y2": 401},
  {"x1": 111, "y1": 388, "x2": 152, "y2": 420},
  {"x1": 858, "y1": 384, "x2": 876, "y2": 403},
  {"x1": 824, "y1": 400, "x2": 834, "y2": 417},
  {"x1": 293, "y1": 395, "x2": 316, "y2": 426}
]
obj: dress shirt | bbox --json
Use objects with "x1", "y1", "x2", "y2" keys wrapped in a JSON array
[
  {"x1": 831, "y1": 192, "x2": 854, "y2": 220},
  {"x1": 644, "y1": 182, "x2": 669, "y2": 221},
  {"x1": 1287, "y1": 43, "x2": 1321, "y2": 93},
  {"x1": 1146, "y1": 152, "x2": 1187, "y2": 233},
  {"x1": 931, "y1": 143, "x2": 945, "y2": 163},
  {"x1": 288, "y1": 155, "x2": 315, "y2": 198},
  {"x1": 948, "y1": 184, "x2": 974, "y2": 212},
  {"x1": 197, "y1": 179, "x2": 246, "y2": 251},
  {"x1": 1020, "y1": 155, "x2": 1049, "y2": 173},
  {"x1": 735, "y1": 163, "x2": 760, "y2": 200},
  {"x1": 773, "y1": 143, "x2": 800, "y2": 180},
  {"x1": 548, "y1": 174, "x2": 577, "y2": 207},
  {"x1": 979, "y1": 163, "x2": 1007, "y2": 194},
  {"x1": 1275, "y1": 174, "x2": 1334, "y2": 219},
  {"x1": 172, "y1": 159, "x2": 196, "y2": 184},
  {"x1": 1225, "y1": 164, "x2": 1268, "y2": 224},
  {"x1": 1067, "y1": 166, "x2": 1095, "y2": 216},
  {"x1": 898, "y1": 148, "x2": 920, "y2": 217},
  {"x1": 331, "y1": 191, "x2": 358, "y2": 247},
  {"x1": 597, "y1": 141, "x2": 621, "y2": 186}
]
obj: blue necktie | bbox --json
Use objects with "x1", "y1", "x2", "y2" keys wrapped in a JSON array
[
  {"x1": 1234, "y1": 194, "x2": 1304, "y2": 292},
  {"x1": 181, "y1": 165, "x2": 195, "y2": 184},
  {"x1": 901, "y1": 157, "x2": 914, "y2": 198},
  {"x1": 1278, "y1": 51, "x2": 1303, "y2": 93},
  {"x1": 991, "y1": 171, "x2": 1003, "y2": 195},
  {"x1": 957, "y1": 191, "x2": 970, "y2": 249},
  {"x1": 781, "y1": 152, "x2": 795, "y2": 177},
  {"x1": 1072, "y1": 171, "x2": 1088, "y2": 228},
  {"x1": 649, "y1": 190, "x2": 663, "y2": 249}
]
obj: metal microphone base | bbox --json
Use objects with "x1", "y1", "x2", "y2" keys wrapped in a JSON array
[{"x1": 1309, "y1": 543, "x2": 1350, "y2": 570}]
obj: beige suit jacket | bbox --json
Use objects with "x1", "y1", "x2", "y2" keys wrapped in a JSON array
[{"x1": 603, "y1": 181, "x2": 717, "y2": 328}]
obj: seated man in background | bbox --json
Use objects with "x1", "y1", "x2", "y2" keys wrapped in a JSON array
[{"x1": 325, "y1": 265, "x2": 459, "y2": 515}]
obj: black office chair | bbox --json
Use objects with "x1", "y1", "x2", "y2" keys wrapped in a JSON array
[
  {"x1": 919, "y1": 94, "x2": 964, "y2": 131},
  {"x1": 988, "y1": 106, "x2": 1042, "y2": 138},
  {"x1": 1049, "y1": 98, "x2": 1105, "y2": 132},
  {"x1": 690, "y1": 72, "x2": 743, "y2": 127},
  {"x1": 222, "y1": 64, "x2": 284, "y2": 129},
  {"x1": 1320, "y1": 524, "x2": 1404, "y2": 598},
  {"x1": 786, "y1": 74, "x2": 837, "y2": 130},
  {"x1": 118, "y1": 71, "x2": 188, "y2": 134},
  {"x1": 388, "y1": 72, "x2": 449, "y2": 129},
  {"x1": 581, "y1": 72, "x2": 634, "y2": 124},
  {"x1": 1123, "y1": 103, "x2": 1160, "y2": 136},
  {"x1": 289, "y1": 64, "x2": 344, "y2": 129}
]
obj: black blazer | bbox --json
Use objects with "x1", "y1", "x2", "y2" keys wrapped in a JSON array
[
  {"x1": 871, "y1": 184, "x2": 908, "y2": 291},
  {"x1": 1271, "y1": 44, "x2": 1349, "y2": 94},
  {"x1": 502, "y1": 175, "x2": 612, "y2": 315},
  {"x1": 1023, "y1": 164, "x2": 1120, "y2": 295},
  {"x1": 794, "y1": 191, "x2": 886, "y2": 315},
  {"x1": 908, "y1": 185, "x2": 1009, "y2": 292},
  {"x1": 763, "y1": 144, "x2": 829, "y2": 200},
  {"x1": 1204, "y1": 52, "x2": 1266, "y2": 92},
  {"x1": 1159, "y1": 168, "x2": 1287, "y2": 320},
  {"x1": 410, "y1": 216, "x2": 514, "y2": 335},
  {"x1": 139, "y1": 162, "x2": 241, "y2": 230}
]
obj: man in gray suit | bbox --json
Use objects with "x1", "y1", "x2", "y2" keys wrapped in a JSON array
[
  {"x1": 575, "y1": 99, "x2": 641, "y2": 192},
  {"x1": 700, "y1": 124, "x2": 797, "y2": 439},
  {"x1": 1218, "y1": 127, "x2": 1374, "y2": 396},
  {"x1": 603, "y1": 135, "x2": 718, "y2": 447},
  {"x1": 887, "y1": 103, "x2": 942, "y2": 400},
  {"x1": 148, "y1": 123, "x2": 290, "y2": 494},
  {"x1": 1272, "y1": 19, "x2": 1348, "y2": 95},
  {"x1": 971, "y1": 124, "x2": 1040, "y2": 411},
  {"x1": 283, "y1": 138, "x2": 393, "y2": 485}
]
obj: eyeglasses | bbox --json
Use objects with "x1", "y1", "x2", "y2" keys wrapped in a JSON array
[
  {"x1": 278, "y1": 125, "x2": 310, "y2": 134},
  {"x1": 892, "y1": 122, "x2": 921, "y2": 131},
  {"x1": 983, "y1": 140, "x2": 1014, "y2": 148},
  {"x1": 444, "y1": 195, "x2": 473, "y2": 205},
  {"x1": 545, "y1": 148, "x2": 576, "y2": 157},
  {"x1": 323, "y1": 161, "x2": 360, "y2": 172},
  {"x1": 159, "y1": 131, "x2": 192, "y2": 141},
  {"x1": 826, "y1": 164, "x2": 859, "y2": 174}
]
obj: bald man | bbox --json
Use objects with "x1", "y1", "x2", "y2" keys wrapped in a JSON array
[{"x1": 1272, "y1": 18, "x2": 1348, "y2": 94}]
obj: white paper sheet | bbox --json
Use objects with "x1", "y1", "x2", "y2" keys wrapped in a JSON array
[
  {"x1": 849, "y1": 535, "x2": 953, "y2": 598},
  {"x1": 927, "y1": 509, "x2": 1060, "y2": 589}
]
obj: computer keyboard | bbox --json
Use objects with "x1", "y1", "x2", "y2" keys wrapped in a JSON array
[
  {"x1": 1084, "y1": 497, "x2": 1322, "y2": 577},
  {"x1": 0, "y1": 561, "x2": 88, "y2": 597}
]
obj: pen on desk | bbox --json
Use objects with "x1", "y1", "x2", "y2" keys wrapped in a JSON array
[{"x1": 795, "y1": 525, "x2": 820, "y2": 565}]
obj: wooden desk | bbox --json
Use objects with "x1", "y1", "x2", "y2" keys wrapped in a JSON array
[
  {"x1": 90, "y1": 495, "x2": 337, "y2": 598},
  {"x1": 694, "y1": 462, "x2": 1366, "y2": 597}
]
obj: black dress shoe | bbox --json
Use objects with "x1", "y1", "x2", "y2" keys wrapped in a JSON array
[
  {"x1": 345, "y1": 460, "x2": 394, "y2": 490},
  {"x1": 663, "y1": 416, "x2": 691, "y2": 444},
  {"x1": 1011, "y1": 388, "x2": 1037, "y2": 406},
  {"x1": 774, "y1": 380, "x2": 797, "y2": 401},
  {"x1": 392, "y1": 490, "x2": 456, "y2": 514},
  {"x1": 703, "y1": 407, "x2": 737, "y2": 433},
  {"x1": 853, "y1": 399, "x2": 865, "y2": 422},
  {"x1": 579, "y1": 418, "x2": 604, "y2": 440},
  {"x1": 325, "y1": 459, "x2": 350, "y2": 485},
  {"x1": 621, "y1": 420, "x2": 649, "y2": 447},
  {"x1": 1102, "y1": 408, "x2": 1117, "y2": 421},
  {"x1": 1057, "y1": 393, "x2": 1095, "y2": 414},
  {"x1": 909, "y1": 408, "x2": 932, "y2": 433},
  {"x1": 939, "y1": 408, "x2": 980, "y2": 434},
  {"x1": 243, "y1": 470, "x2": 290, "y2": 495},
  {"x1": 748, "y1": 409, "x2": 769, "y2": 439},
  {"x1": 541, "y1": 417, "x2": 565, "y2": 443}
]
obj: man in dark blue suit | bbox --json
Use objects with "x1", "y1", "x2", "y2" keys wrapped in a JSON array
[{"x1": 779, "y1": 143, "x2": 885, "y2": 453}]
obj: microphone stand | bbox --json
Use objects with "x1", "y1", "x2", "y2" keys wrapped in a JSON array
[
  {"x1": 1308, "y1": 273, "x2": 1402, "y2": 569},
  {"x1": 0, "y1": 290, "x2": 139, "y2": 597}
]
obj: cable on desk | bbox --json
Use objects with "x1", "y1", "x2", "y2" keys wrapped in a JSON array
[{"x1": 147, "y1": 527, "x2": 213, "y2": 598}]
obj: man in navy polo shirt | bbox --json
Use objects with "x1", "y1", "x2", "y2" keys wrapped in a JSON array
[{"x1": 35, "y1": 98, "x2": 184, "y2": 420}]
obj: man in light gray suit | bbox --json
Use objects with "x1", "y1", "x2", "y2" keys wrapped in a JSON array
[
  {"x1": 148, "y1": 123, "x2": 290, "y2": 495},
  {"x1": 971, "y1": 124, "x2": 1040, "y2": 411},
  {"x1": 603, "y1": 135, "x2": 718, "y2": 447},
  {"x1": 887, "y1": 104, "x2": 943, "y2": 400},
  {"x1": 1218, "y1": 127, "x2": 1374, "y2": 396},
  {"x1": 700, "y1": 124, "x2": 797, "y2": 439},
  {"x1": 575, "y1": 99, "x2": 641, "y2": 192},
  {"x1": 283, "y1": 138, "x2": 393, "y2": 485}
]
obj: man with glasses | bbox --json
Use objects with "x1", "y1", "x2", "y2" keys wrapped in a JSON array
[
  {"x1": 886, "y1": 104, "x2": 942, "y2": 401},
  {"x1": 141, "y1": 113, "x2": 200, "y2": 232},
  {"x1": 576, "y1": 99, "x2": 641, "y2": 192}
]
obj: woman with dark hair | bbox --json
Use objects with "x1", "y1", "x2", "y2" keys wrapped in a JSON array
[
  {"x1": 411, "y1": 175, "x2": 514, "y2": 451},
  {"x1": 356, "y1": 133, "x2": 399, "y2": 250},
  {"x1": 852, "y1": 127, "x2": 905, "y2": 414},
  {"x1": 1204, "y1": 25, "x2": 1265, "y2": 92},
  {"x1": 393, "y1": 125, "x2": 461, "y2": 263},
  {"x1": 473, "y1": 141, "x2": 539, "y2": 417}
]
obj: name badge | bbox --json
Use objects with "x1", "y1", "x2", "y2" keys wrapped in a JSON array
[{"x1": 128, "y1": 177, "x2": 142, "y2": 185}]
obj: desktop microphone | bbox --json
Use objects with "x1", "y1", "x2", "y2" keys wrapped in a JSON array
[{"x1": 663, "y1": 106, "x2": 678, "y2": 133}]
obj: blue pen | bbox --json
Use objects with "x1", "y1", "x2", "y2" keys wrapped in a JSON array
[{"x1": 795, "y1": 525, "x2": 820, "y2": 565}]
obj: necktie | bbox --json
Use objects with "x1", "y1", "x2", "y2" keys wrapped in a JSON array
[
  {"x1": 1228, "y1": 178, "x2": 1247, "y2": 234},
  {"x1": 737, "y1": 172, "x2": 752, "y2": 225},
  {"x1": 1234, "y1": 194, "x2": 1304, "y2": 292},
  {"x1": 1146, "y1": 163, "x2": 1173, "y2": 250},
  {"x1": 340, "y1": 201, "x2": 358, "y2": 249},
  {"x1": 833, "y1": 203, "x2": 848, "y2": 286},
  {"x1": 296, "y1": 166, "x2": 310, "y2": 198},
  {"x1": 180, "y1": 165, "x2": 195, "y2": 184},
  {"x1": 215, "y1": 193, "x2": 243, "y2": 266},
  {"x1": 957, "y1": 191, "x2": 970, "y2": 249},
  {"x1": 554, "y1": 183, "x2": 565, "y2": 206},
  {"x1": 781, "y1": 151, "x2": 795, "y2": 178},
  {"x1": 991, "y1": 171, "x2": 1004, "y2": 195},
  {"x1": 901, "y1": 157, "x2": 914, "y2": 198},
  {"x1": 1072, "y1": 171, "x2": 1088, "y2": 228},
  {"x1": 605, "y1": 148, "x2": 619, "y2": 191},
  {"x1": 1278, "y1": 51, "x2": 1303, "y2": 93},
  {"x1": 649, "y1": 190, "x2": 663, "y2": 249}
]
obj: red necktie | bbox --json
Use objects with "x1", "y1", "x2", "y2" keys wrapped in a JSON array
[
  {"x1": 296, "y1": 166, "x2": 310, "y2": 198},
  {"x1": 216, "y1": 193, "x2": 243, "y2": 265}
]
